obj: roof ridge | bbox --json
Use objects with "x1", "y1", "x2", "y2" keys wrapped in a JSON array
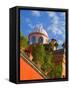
[{"x1": 20, "y1": 51, "x2": 47, "y2": 79}]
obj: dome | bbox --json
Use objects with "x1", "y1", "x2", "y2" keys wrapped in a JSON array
[
  {"x1": 28, "y1": 25, "x2": 49, "y2": 45},
  {"x1": 33, "y1": 25, "x2": 48, "y2": 37}
]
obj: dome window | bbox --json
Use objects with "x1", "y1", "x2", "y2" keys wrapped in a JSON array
[
  {"x1": 38, "y1": 37, "x2": 43, "y2": 43},
  {"x1": 31, "y1": 36, "x2": 36, "y2": 44}
]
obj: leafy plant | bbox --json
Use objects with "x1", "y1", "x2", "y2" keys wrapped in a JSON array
[
  {"x1": 20, "y1": 32, "x2": 28, "y2": 48},
  {"x1": 55, "y1": 65, "x2": 62, "y2": 78},
  {"x1": 32, "y1": 45, "x2": 45, "y2": 69}
]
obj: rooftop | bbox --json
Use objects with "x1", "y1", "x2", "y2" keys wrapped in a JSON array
[{"x1": 31, "y1": 25, "x2": 48, "y2": 37}]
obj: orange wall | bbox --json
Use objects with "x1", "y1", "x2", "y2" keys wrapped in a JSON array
[{"x1": 20, "y1": 57, "x2": 44, "y2": 80}]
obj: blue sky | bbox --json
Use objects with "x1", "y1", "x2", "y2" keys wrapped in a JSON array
[{"x1": 20, "y1": 10, "x2": 65, "y2": 48}]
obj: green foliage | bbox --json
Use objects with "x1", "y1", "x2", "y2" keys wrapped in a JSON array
[
  {"x1": 41, "y1": 49, "x2": 62, "y2": 78},
  {"x1": 20, "y1": 32, "x2": 28, "y2": 48},
  {"x1": 32, "y1": 45, "x2": 45, "y2": 68},
  {"x1": 32, "y1": 44, "x2": 62, "y2": 78},
  {"x1": 46, "y1": 62, "x2": 62, "y2": 78},
  {"x1": 55, "y1": 65, "x2": 62, "y2": 78},
  {"x1": 41, "y1": 51, "x2": 54, "y2": 73},
  {"x1": 48, "y1": 70, "x2": 55, "y2": 78}
]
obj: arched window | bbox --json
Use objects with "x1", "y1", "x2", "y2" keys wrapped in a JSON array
[
  {"x1": 31, "y1": 36, "x2": 36, "y2": 44},
  {"x1": 38, "y1": 37, "x2": 43, "y2": 43}
]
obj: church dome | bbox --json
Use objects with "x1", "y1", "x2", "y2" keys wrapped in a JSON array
[
  {"x1": 28, "y1": 25, "x2": 49, "y2": 44},
  {"x1": 33, "y1": 25, "x2": 48, "y2": 38}
]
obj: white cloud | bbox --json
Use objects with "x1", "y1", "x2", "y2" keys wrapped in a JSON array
[
  {"x1": 47, "y1": 11, "x2": 65, "y2": 38},
  {"x1": 60, "y1": 12, "x2": 65, "y2": 19},
  {"x1": 58, "y1": 40, "x2": 63, "y2": 45},
  {"x1": 28, "y1": 23, "x2": 34, "y2": 29},
  {"x1": 47, "y1": 12, "x2": 56, "y2": 17},
  {"x1": 52, "y1": 27, "x2": 62, "y2": 35},
  {"x1": 25, "y1": 18, "x2": 34, "y2": 29},
  {"x1": 32, "y1": 11, "x2": 40, "y2": 17}
]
